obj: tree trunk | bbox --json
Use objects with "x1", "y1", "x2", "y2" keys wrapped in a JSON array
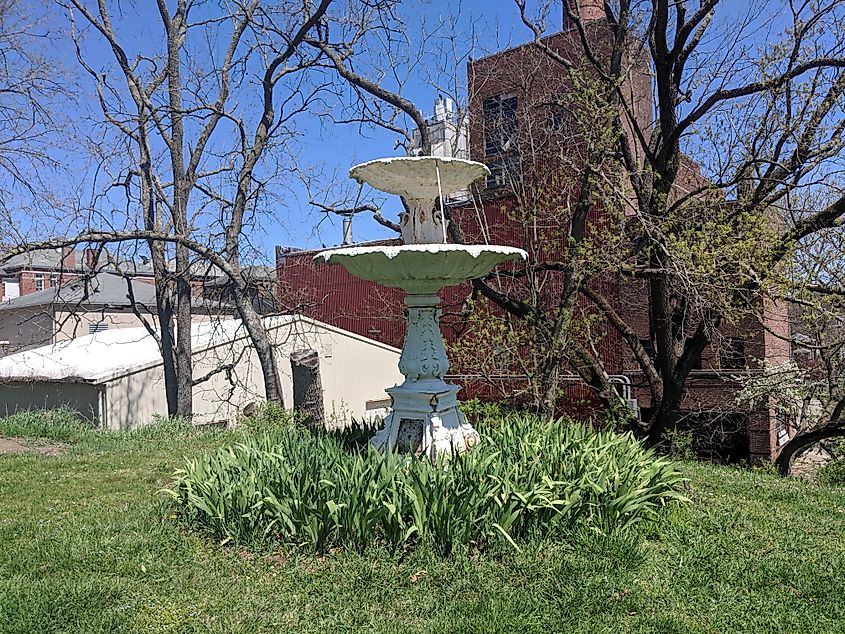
[
  {"x1": 232, "y1": 287, "x2": 284, "y2": 406},
  {"x1": 645, "y1": 380, "x2": 684, "y2": 445},
  {"x1": 174, "y1": 242, "x2": 193, "y2": 417},
  {"x1": 775, "y1": 425, "x2": 845, "y2": 475},
  {"x1": 154, "y1": 276, "x2": 179, "y2": 416}
]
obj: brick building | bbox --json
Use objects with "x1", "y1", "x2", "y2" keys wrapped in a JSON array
[
  {"x1": 277, "y1": 2, "x2": 792, "y2": 463},
  {"x1": 0, "y1": 247, "x2": 156, "y2": 302}
]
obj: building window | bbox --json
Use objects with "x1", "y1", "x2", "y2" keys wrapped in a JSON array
[
  {"x1": 34, "y1": 274, "x2": 45, "y2": 292},
  {"x1": 720, "y1": 337, "x2": 746, "y2": 370},
  {"x1": 50, "y1": 273, "x2": 58, "y2": 288},
  {"x1": 486, "y1": 155, "x2": 520, "y2": 189},
  {"x1": 483, "y1": 94, "x2": 518, "y2": 156},
  {"x1": 88, "y1": 322, "x2": 109, "y2": 335},
  {"x1": 639, "y1": 337, "x2": 654, "y2": 359}
]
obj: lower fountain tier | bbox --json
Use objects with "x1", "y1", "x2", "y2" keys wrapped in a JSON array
[{"x1": 370, "y1": 381, "x2": 479, "y2": 458}]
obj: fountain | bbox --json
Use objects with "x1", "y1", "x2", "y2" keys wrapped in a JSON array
[{"x1": 315, "y1": 156, "x2": 527, "y2": 458}]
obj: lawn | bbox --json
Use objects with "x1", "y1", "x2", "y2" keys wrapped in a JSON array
[{"x1": 1, "y1": 415, "x2": 844, "y2": 633}]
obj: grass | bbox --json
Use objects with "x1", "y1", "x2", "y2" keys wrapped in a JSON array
[{"x1": 1, "y1": 412, "x2": 844, "y2": 633}]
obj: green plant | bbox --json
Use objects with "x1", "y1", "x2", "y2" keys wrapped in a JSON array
[
  {"x1": 751, "y1": 459, "x2": 779, "y2": 476},
  {"x1": 662, "y1": 428, "x2": 696, "y2": 461},
  {"x1": 238, "y1": 401, "x2": 298, "y2": 433},
  {"x1": 0, "y1": 408, "x2": 93, "y2": 442},
  {"x1": 165, "y1": 414, "x2": 687, "y2": 555},
  {"x1": 460, "y1": 399, "x2": 515, "y2": 429},
  {"x1": 817, "y1": 459, "x2": 845, "y2": 486}
]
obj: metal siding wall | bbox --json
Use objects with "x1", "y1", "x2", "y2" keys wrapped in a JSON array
[
  {"x1": 105, "y1": 367, "x2": 169, "y2": 430},
  {"x1": 0, "y1": 381, "x2": 101, "y2": 422},
  {"x1": 278, "y1": 245, "x2": 406, "y2": 348}
]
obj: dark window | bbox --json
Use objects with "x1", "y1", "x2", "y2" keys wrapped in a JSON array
[
  {"x1": 483, "y1": 94, "x2": 518, "y2": 156},
  {"x1": 720, "y1": 337, "x2": 746, "y2": 370},
  {"x1": 486, "y1": 155, "x2": 520, "y2": 189},
  {"x1": 639, "y1": 338, "x2": 654, "y2": 359},
  {"x1": 551, "y1": 104, "x2": 574, "y2": 136},
  {"x1": 791, "y1": 333, "x2": 815, "y2": 362}
]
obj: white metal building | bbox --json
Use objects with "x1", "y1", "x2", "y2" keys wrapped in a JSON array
[{"x1": 0, "y1": 315, "x2": 402, "y2": 430}]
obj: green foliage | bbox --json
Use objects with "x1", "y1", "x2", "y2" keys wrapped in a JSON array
[
  {"x1": 3, "y1": 411, "x2": 845, "y2": 632},
  {"x1": 165, "y1": 415, "x2": 687, "y2": 555},
  {"x1": 460, "y1": 398, "x2": 514, "y2": 429},
  {"x1": 751, "y1": 459, "x2": 779, "y2": 476},
  {"x1": 662, "y1": 429, "x2": 696, "y2": 461},
  {"x1": 0, "y1": 408, "x2": 93, "y2": 443},
  {"x1": 817, "y1": 460, "x2": 845, "y2": 487},
  {"x1": 238, "y1": 401, "x2": 298, "y2": 433}
]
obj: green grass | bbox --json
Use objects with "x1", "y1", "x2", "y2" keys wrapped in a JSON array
[{"x1": 1, "y1": 412, "x2": 844, "y2": 633}]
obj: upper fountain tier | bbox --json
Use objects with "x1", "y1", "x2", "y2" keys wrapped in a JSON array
[
  {"x1": 315, "y1": 243, "x2": 526, "y2": 295},
  {"x1": 350, "y1": 156, "x2": 489, "y2": 244},
  {"x1": 316, "y1": 156, "x2": 528, "y2": 294}
]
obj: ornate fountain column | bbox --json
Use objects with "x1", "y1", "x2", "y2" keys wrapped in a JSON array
[{"x1": 370, "y1": 293, "x2": 479, "y2": 458}]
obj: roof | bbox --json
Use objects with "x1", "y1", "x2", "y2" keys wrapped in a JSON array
[
  {"x1": 203, "y1": 264, "x2": 278, "y2": 288},
  {"x1": 0, "y1": 247, "x2": 230, "y2": 280},
  {"x1": 0, "y1": 272, "x2": 221, "y2": 312},
  {"x1": 0, "y1": 314, "x2": 400, "y2": 384},
  {"x1": 0, "y1": 248, "x2": 156, "y2": 276}
]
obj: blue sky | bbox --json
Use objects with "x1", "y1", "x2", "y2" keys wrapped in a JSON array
[
  {"x1": 29, "y1": 0, "x2": 553, "y2": 263},
  {"x1": 280, "y1": 0, "x2": 561, "y2": 253},
  {"x1": 21, "y1": 0, "x2": 799, "y2": 264}
]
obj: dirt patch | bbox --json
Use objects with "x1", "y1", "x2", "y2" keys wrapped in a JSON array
[
  {"x1": 0, "y1": 437, "x2": 67, "y2": 457},
  {"x1": 791, "y1": 444, "x2": 833, "y2": 480}
]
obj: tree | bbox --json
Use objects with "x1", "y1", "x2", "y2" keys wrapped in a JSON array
[
  {"x1": 60, "y1": 0, "x2": 335, "y2": 414},
  {"x1": 308, "y1": 0, "x2": 845, "y2": 459},
  {"x1": 0, "y1": 0, "x2": 72, "y2": 220},
  {"x1": 507, "y1": 0, "x2": 845, "y2": 445}
]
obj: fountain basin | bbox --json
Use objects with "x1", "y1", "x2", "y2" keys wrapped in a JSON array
[
  {"x1": 314, "y1": 244, "x2": 527, "y2": 295},
  {"x1": 350, "y1": 156, "x2": 490, "y2": 200}
]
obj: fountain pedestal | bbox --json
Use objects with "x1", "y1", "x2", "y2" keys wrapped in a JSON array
[{"x1": 371, "y1": 294, "x2": 479, "y2": 457}]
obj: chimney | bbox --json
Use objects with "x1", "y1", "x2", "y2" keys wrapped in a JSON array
[
  {"x1": 342, "y1": 216, "x2": 354, "y2": 246},
  {"x1": 564, "y1": 0, "x2": 605, "y2": 26},
  {"x1": 83, "y1": 248, "x2": 99, "y2": 270},
  {"x1": 60, "y1": 246, "x2": 75, "y2": 270}
]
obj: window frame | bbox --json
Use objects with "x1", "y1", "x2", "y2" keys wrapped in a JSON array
[{"x1": 482, "y1": 93, "x2": 518, "y2": 157}]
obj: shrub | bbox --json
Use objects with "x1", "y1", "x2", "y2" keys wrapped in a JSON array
[
  {"x1": 817, "y1": 460, "x2": 845, "y2": 487},
  {"x1": 164, "y1": 414, "x2": 687, "y2": 555},
  {"x1": 460, "y1": 399, "x2": 515, "y2": 429},
  {"x1": 238, "y1": 401, "x2": 299, "y2": 433},
  {"x1": 662, "y1": 429, "x2": 696, "y2": 461}
]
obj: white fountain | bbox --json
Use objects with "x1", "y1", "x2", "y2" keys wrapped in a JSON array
[{"x1": 315, "y1": 156, "x2": 527, "y2": 458}]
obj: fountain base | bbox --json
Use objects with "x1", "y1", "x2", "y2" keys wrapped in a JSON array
[{"x1": 370, "y1": 381, "x2": 480, "y2": 458}]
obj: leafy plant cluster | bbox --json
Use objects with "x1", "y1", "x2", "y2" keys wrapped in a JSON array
[
  {"x1": 817, "y1": 460, "x2": 845, "y2": 487},
  {"x1": 165, "y1": 415, "x2": 687, "y2": 555}
]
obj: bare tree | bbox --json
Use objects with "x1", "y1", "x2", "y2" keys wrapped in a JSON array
[
  {"x1": 306, "y1": 0, "x2": 845, "y2": 461},
  {"x1": 0, "y1": 0, "x2": 73, "y2": 224},
  {"x1": 60, "y1": 0, "x2": 335, "y2": 415},
  {"x1": 503, "y1": 0, "x2": 845, "y2": 444}
]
